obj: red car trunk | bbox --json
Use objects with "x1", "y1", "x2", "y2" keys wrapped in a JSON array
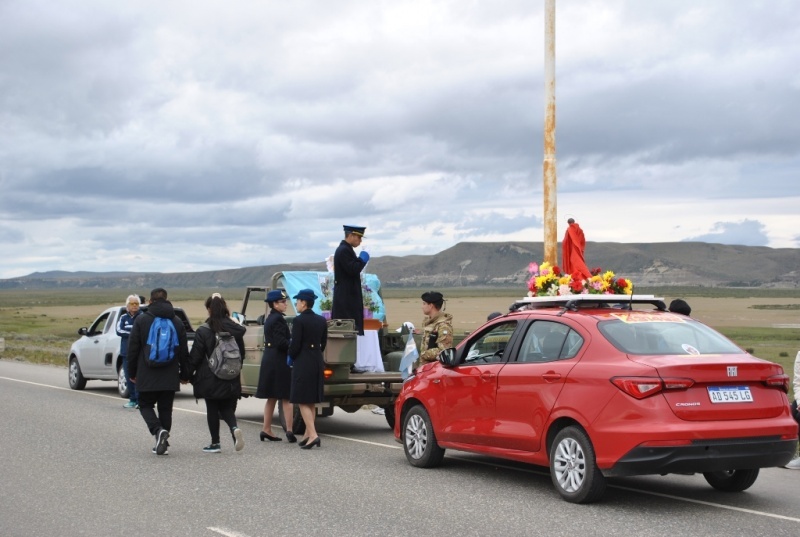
[{"x1": 629, "y1": 354, "x2": 788, "y2": 421}]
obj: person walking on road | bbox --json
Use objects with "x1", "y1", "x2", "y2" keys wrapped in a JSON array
[
  {"x1": 116, "y1": 294, "x2": 142, "y2": 409},
  {"x1": 332, "y1": 224, "x2": 369, "y2": 335},
  {"x1": 255, "y1": 289, "x2": 297, "y2": 443},
  {"x1": 189, "y1": 293, "x2": 247, "y2": 453},
  {"x1": 289, "y1": 289, "x2": 328, "y2": 450},
  {"x1": 128, "y1": 288, "x2": 191, "y2": 456}
]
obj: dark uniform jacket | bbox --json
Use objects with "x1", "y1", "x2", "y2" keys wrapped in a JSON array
[
  {"x1": 331, "y1": 239, "x2": 367, "y2": 334},
  {"x1": 189, "y1": 318, "x2": 246, "y2": 400},
  {"x1": 288, "y1": 309, "x2": 328, "y2": 404},
  {"x1": 127, "y1": 300, "x2": 190, "y2": 392},
  {"x1": 255, "y1": 310, "x2": 292, "y2": 399}
]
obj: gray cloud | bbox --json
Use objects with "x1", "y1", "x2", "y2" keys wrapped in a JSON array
[
  {"x1": 1, "y1": 1, "x2": 798, "y2": 278},
  {"x1": 683, "y1": 219, "x2": 770, "y2": 247}
]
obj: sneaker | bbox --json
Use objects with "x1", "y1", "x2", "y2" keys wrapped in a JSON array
[
  {"x1": 783, "y1": 457, "x2": 800, "y2": 469},
  {"x1": 155, "y1": 429, "x2": 170, "y2": 455},
  {"x1": 151, "y1": 446, "x2": 169, "y2": 455},
  {"x1": 232, "y1": 427, "x2": 244, "y2": 452},
  {"x1": 123, "y1": 401, "x2": 137, "y2": 409},
  {"x1": 371, "y1": 407, "x2": 386, "y2": 415},
  {"x1": 202, "y1": 443, "x2": 221, "y2": 453}
]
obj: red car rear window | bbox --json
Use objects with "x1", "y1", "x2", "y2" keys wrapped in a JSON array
[{"x1": 597, "y1": 314, "x2": 744, "y2": 355}]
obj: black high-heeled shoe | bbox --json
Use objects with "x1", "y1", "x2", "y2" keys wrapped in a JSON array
[
  {"x1": 300, "y1": 437, "x2": 321, "y2": 450},
  {"x1": 298, "y1": 437, "x2": 308, "y2": 447},
  {"x1": 260, "y1": 431, "x2": 282, "y2": 442},
  {"x1": 285, "y1": 431, "x2": 297, "y2": 443}
]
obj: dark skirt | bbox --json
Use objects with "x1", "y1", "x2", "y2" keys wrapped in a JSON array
[
  {"x1": 290, "y1": 354, "x2": 324, "y2": 404},
  {"x1": 255, "y1": 347, "x2": 292, "y2": 400}
]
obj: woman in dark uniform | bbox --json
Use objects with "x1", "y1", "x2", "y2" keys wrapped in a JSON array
[
  {"x1": 289, "y1": 288, "x2": 328, "y2": 449},
  {"x1": 255, "y1": 289, "x2": 296, "y2": 443}
]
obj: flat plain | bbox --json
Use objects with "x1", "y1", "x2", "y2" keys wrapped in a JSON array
[{"x1": 1, "y1": 288, "x2": 798, "y2": 391}]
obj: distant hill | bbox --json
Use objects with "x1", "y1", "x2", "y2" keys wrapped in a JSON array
[{"x1": 2, "y1": 241, "x2": 798, "y2": 290}]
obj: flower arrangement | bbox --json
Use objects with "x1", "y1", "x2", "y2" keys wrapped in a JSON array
[
  {"x1": 362, "y1": 280, "x2": 379, "y2": 313},
  {"x1": 527, "y1": 262, "x2": 633, "y2": 296},
  {"x1": 318, "y1": 274, "x2": 334, "y2": 311}
]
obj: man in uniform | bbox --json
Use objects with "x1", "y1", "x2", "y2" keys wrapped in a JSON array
[
  {"x1": 418, "y1": 291, "x2": 454, "y2": 366},
  {"x1": 331, "y1": 225, "x2": 369, "y2": 335}
]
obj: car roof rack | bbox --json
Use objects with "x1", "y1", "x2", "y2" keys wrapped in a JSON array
[{"x1": 509, "y1": 294, "x2": 667, "y2": 313}]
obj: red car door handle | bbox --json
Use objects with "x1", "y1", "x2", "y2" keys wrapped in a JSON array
[
  {"x1": 542, "y1": 372, "x2": 561, "y2": 382},
  {"x1": 480, "y1": 372, "x2": 495, "y2": 382}
]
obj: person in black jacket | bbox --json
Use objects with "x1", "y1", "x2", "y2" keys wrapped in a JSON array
[
  {"x1": 128, "y1": 288, "x2": 191, "y2": 456},
  {"x1": 189, "y1": 293, "x2": 247, "y2": 453},
  {"x1": 331, "y1": 224, "x2": 369, "y2": 335},
  {"x1": 289, "y1": 289, "x2": 328, "y2": 449},
  {"x1": 255, "y1": 289, "x2": 296, "y2": 442}
]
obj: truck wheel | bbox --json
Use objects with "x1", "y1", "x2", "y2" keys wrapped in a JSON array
[
  {"x1": 117, "y1": 364, "x2": 129, "y2": 398},
  {"x1": 550, "y1": 426, "x2": 606, "y2": 504},
  {"x1": 383, "y1": 404, "x2": 396, "y2": 429},
  {"x1": 403, "y1": 405, "x2": 444, "y2": 468},
  {"x1": 703, "y1": 469, "x2": 759, "y2": 492},
  {"x1": 68, "y1": 357, "x2": 87, "y2": 390}
]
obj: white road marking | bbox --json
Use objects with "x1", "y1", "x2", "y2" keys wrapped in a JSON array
[
  {"x1": 447, "y1": 455, "x2": 800, "y2": 523},
  {"x1": 4, "y1": 374, "x2": 799, "y2": 524},
  {"x1": 207, "y1": 527, "x2": 253, "y2": 537}
]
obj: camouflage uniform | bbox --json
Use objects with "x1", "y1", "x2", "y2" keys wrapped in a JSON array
[{"x1": 418, "y1": 312, "x2": 454, "y2": 364}]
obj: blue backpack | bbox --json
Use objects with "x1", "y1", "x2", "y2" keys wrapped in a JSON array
[{"x1": 145, "y1": 316, "x2": 179, "y2": 367}]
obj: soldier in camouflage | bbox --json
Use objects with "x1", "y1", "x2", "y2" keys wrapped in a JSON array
[{"x1": 418, "y1": 291, "x2": 454, "y2": 365}]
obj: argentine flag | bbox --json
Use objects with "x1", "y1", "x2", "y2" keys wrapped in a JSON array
[{"x1": 399, "y1": 332, "x2": 419, "y2": 380}]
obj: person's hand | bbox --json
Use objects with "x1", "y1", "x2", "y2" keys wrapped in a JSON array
[{"x1": 359, "y1": 250, "x2": 370, "y2": 263}]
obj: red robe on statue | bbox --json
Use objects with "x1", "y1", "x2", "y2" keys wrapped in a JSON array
[{"x1": 562, "y1": 222, "x2": 591, "y2": 279}]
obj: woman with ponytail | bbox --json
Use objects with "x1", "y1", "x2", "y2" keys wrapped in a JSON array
[{"x1": 189, "y1": 293, "x2": 247, "y2": 453}]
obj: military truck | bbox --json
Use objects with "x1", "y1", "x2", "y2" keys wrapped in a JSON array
[{"x1": 235, "y1": 272, "x2": 409, "y2": 432}]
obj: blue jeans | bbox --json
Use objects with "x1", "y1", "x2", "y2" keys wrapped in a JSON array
[{"x1": 122, "y1": 355, "x2": 138, "y2": 402}]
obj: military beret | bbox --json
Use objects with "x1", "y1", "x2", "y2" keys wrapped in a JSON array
[{"x1": 421, "y1": 291, "x2": 444, "y2": 305}]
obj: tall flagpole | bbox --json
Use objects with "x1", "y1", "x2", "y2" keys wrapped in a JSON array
[{"x1": 543, "y1": 0, "x2": 557, "y2": 266}]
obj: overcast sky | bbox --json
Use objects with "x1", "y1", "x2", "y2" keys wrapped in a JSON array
[{"x1": 1, "y1": 1, "x2": 798, "y2": 279}]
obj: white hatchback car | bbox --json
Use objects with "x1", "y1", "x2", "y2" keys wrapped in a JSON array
[{"x1": 67, "y1": 305, "x2": 195, "y2": 397}]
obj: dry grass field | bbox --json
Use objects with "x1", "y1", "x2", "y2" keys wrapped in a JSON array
[{"x1": 1, "y1": 289, "x2": 798, "y2": 395}]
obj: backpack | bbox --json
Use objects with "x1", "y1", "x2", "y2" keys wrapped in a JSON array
[
  {"x1": 145, "y1": 316, "x2": 179, "y2": 367},
  {"x1": 201, "y1": 323, "x2": 242, "y2": 380}
]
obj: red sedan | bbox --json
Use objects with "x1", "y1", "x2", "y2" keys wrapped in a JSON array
[{"x1": 394, "y1": 295, "x2": 798, "y2": 503}]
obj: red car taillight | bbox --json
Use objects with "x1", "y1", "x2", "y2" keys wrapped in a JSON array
[
  {"x1": 764, "y1": 374, "x2": 790, "y2": 393},
  {"x1": 611, "y1": 376, "x2": 695, "y2": 400}
]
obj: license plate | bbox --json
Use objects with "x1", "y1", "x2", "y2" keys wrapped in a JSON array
[{"x1": 707, "y1": 386, "x2": 753, "y2": 404}]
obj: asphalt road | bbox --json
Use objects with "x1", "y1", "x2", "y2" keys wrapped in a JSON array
[{"x1": 2, "y1": 359, "x2": 799, "y2": 537}]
